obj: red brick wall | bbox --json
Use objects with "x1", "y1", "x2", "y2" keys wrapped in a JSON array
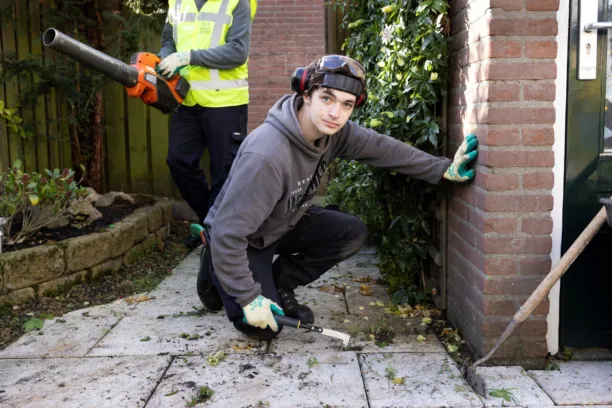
[
  {"x1": 448, "y1": 0, "x2": 558, "y2": 361},
  {"x1": 248, "y1": 0, "x2": 326, "y2": 131}
]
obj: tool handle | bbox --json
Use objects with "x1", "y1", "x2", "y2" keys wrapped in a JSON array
[
  {"x1": 274, "y1": 315, "x2": 323, "y2": 333},
  {"x1": 514, "y1": 203, "x2": 609, "y2": 323}
]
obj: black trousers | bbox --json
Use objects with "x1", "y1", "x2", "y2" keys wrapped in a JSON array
[
  {"x1": 204, "y1": 205, "x2": 368, "y2": 340},
  {"x1": 167, "y1": 104, "x2": 248, "y2": 223}
]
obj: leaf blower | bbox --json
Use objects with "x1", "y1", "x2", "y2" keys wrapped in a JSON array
[{"x1": 42, "y1": 28, "x2": 189, "y2": 114}]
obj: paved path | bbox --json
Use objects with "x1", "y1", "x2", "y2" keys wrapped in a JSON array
[{"x1": 0, "y1": 249, "x2": 611, "y2": 407}]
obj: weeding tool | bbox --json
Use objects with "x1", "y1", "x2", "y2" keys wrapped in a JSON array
[
  {"x1": 463, "y1": 196, "x2": 612, "y2": 397},
  {"x1": 275, "y1": 314, "x2": 351, "y2": 348}
]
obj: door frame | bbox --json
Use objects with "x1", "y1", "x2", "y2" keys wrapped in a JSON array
[{"x1": 547, "y1": 0, "x2": 570, "y2": 355}]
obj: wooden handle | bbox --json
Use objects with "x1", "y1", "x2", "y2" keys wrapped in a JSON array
[{"x1": 514, "y1": 204, "x2": 609, "y2": 323}]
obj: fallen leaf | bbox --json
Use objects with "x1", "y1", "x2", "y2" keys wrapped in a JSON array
[
  {"x1": 369, "y1": 301, "x2": 376, "y2": 306},
  {"x1": 359, "y1": 284, "x2": 373, "y2": 296},
  {"x1": 125, "y1": 295, "x2": 155, "y2": 304},
  {"x1": 416, "y1": 335, "x2": 426, "y2": 343},
  {"x1": 140, "y1": 336, "x2": 151, "y2": 342},
  {"x1": 307, "y1": 357, "x2": 319, "y2": 368},
  {"x1": 359, "y1": 306, "x2": 365, "y2": 310},
  {"x1": 233, "y1": 344, "x2": 253, "y2": 351},
  {"x1": 421, "y1": 317, "x2": 432, "y2": 325},
  {"x1": 392, "y1": 377, "x2": 405, "y2": 385},
  {"x1": 319, "y1": 284, "x2": 345, "y2": 294},
  {"x1": 207, "y1": 351, "x2": 227, "y2": 366},
  {"x1": 353, "y1": 276, "x2": 372, "y2": 283},
  {"x1": 375, "y1": 300, "x2": 385, "y2": 307},
  {"x1": 447, "y1": 344, "x2": 459, "y2": 353}
]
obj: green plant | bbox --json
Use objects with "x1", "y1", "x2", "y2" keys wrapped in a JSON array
[
  {"x1": 0, "y1": 100, "x2": 30, "y2": 139},
  {"x1": 0, "y1": 0, "x2": 166, "y2": 190},
  {"x1": 0, "y1": 159, "x2": 89, "y2": 243},
  {"x1": 326, "y1": 0, "x2": 450, "y2": 293},
  {"x1": 187, "y1": 386, "x2": 215, "y2": 407},
  {"x1": 489, "y1": 388, "x2": 518, "y2": 403}
]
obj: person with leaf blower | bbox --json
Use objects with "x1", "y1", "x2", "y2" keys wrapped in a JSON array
[
  {"x1": 199, "y1": 55, "x2": 478, "y2": 340},
  {"x1": 157, "y1": 0, "x2": 257, "y2": 253}
]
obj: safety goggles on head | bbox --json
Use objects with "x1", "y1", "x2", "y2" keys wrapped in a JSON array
[{"x1": 317, "y1": 55, "x2": 366, "y2": 81}]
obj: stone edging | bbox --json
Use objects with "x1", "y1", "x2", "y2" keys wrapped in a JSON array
[{"x1": 0, "y1": 197, "x2": 173, "y2": 305}]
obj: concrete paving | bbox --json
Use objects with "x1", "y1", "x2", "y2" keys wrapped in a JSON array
[{"x1": 1, "y1": 248, "x2": 611, "y2": 407}]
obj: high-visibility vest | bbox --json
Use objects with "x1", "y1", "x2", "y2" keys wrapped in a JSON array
[{"x1": 168, "y1": 0, "x2": 255, "y2": 107}]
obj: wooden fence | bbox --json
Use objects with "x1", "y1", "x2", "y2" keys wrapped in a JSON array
[{"x1": 1, "y1": 0, "x2": 344, "y2": 197}]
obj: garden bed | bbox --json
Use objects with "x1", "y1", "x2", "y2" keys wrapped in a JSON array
[
  {"x1": 0, "y1": 196, "x2": 173, "y2": 306},
  {"x1": 4, "y1": 195, "x2": 155, "y2": 253}
]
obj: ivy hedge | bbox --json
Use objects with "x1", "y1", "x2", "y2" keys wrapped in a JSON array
[{"x1": 326, "y1": 0, "x2": 451, "y2": 296}]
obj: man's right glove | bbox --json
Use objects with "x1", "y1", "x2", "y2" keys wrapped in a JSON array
[
  {"x1": 443, "y1": 133, "x2": 478, "y2": 182},
  {"x1": 242, "y1": 295, "x2": 284, "y2": 332}
]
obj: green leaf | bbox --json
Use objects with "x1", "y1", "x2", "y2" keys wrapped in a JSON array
[
  {"x1": 307, "y1": 357, "x2": 319, "y2": 368},
  {"x1": 23, "y1": 318, "x2": 44, "y2": 332}
]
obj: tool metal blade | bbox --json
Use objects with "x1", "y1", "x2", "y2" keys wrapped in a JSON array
[{"x1": 321, "y1": 328, "x2": 351, "y2": 347}]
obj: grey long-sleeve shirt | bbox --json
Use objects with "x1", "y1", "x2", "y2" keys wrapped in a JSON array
[{"x1": 159, "y1": 0, "x2": 252, "y2": 69}]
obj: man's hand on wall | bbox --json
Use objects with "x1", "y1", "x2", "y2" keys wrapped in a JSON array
[{"x1": 443, "y1": 133, "x2": 478, "y2": 182}]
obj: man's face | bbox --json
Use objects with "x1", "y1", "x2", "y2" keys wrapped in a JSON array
[{"x1": 304, "y1": 87, "x2": 356, "y2": 136}]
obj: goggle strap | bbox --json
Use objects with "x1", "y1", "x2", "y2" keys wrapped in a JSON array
[{"x1": 320, "y1": 73, "x2": 364, "y2": 98}]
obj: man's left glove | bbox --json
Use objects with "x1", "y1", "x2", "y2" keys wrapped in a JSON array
[
  {"x1": 443, "y1": 133, "x2": 478, "y2": 182},
  {"x1": 157, "y1": 51, "x2": 190, "y2": 79}
]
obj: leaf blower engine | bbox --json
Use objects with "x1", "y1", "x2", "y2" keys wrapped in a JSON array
[{"x1": 42, "y1": 28, "x2": 190, "y2": 114}]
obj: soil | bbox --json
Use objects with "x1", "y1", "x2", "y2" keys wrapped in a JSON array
[
  {"x1": 3, "y1": 196, "x2": 155, "y2": 253},
  {"x1": 0, "y1": 218, "x2": 194, "y2": 351}
]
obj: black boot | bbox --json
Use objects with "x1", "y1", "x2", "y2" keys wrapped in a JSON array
[
  {"x1": 184, "y1": 234, "x2": 202, "y2": 249},
  {"x1": 197, "y1": 247, "x2": 223, "y2": 311},
  {"x1": 277, "y1": 287, "x2": 314, "y2": 324}
]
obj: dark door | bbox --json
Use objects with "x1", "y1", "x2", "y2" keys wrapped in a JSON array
[{"x1": 561, "y1": 0, "x2": 612, "y2": 348}]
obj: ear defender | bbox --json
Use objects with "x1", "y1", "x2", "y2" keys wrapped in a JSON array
[{"x1": 290, "y1": 67, "x2": 309, "y2": 94}]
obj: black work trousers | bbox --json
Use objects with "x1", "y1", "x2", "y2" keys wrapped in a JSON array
[
  {"x1": 166, "y1": 104, "x2": 248, "y2": 223},
  {"x1": 205, "y1": 205, "x2": 368, "y2": 340}
]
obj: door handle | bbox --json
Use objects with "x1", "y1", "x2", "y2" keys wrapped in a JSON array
[
  {"x1": 584, "y1": 22, "x2": 612, "y2": 32},
  {"x1": 578, "y1": 0, "x2": 602, "y2": 80}
]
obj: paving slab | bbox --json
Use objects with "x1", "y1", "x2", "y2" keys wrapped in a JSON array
[
  {"x1": 60, "y1": 294, "x2": 146, "y2": 318},
  {"x1": 169, "y1": 249, "x2": 201, "y2": 275},
  {"x1": 311, "y1": 267, "x2": 382, "y2": 287},
  {"x1": 345, "y1": 283, "x2": 393, "y2": 320},
  {"x1": 529, "y1": 361, "x2": 612, "y2": 405},
  {"x1": 294, "y1": 287, "x2": 348, "y2": 319},
  {"x1": 360, "y1": 353, "x2": 483, "y2": 408},
  {"x1": 473, "y1": 366, "x2": 554, "y2": 407},
  {"x1": 0, "y1": 355, "x2": 171, "y2": 408},
  {"x1": 88, "y1": 315, "x2": 265, "y2": 356},
  {"x1": 0, "y1": 314, "x2": 119, "y2": 358},
  {"x1": 270, "y1": 312, "x2": 443, "y2": 354},
  {"x1": 337, "y1": 253, "x2": 378, "y2": 268},
  {"x1": 130, "y1": 288, "x2": 213, "y2": 318},
  {"x1": 147, "y1": 352, "x2": 368, "y2": 408}
]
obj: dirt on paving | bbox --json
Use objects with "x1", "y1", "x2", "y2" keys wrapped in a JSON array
[{"x1": 0, "y1": 218, "x2": 195, "y2": 351}]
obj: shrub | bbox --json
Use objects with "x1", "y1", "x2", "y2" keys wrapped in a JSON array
[
  {"x1": 326, "y1": 0, "x2": 450, "y2": 294},
  {"x1": 0, "y1": 160, "x2": 89, "y2": 244}
]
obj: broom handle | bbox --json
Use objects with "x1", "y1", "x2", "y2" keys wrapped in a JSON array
[{"x1": 514, "y1": 204, "x2": 609, "y2": 323}]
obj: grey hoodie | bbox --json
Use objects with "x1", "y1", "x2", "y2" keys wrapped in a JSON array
[{"x1": 204, "y1": 94, "x2": 452, "y2": 307}]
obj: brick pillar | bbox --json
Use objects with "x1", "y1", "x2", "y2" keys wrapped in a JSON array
[
  {"x1": 248, "y1": 0, "x2": 326, "y2": 131},
  {"x1": 447, "y1": 0, "x2": 559, "y2": 362}
]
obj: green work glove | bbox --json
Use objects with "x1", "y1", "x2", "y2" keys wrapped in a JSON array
[
  {"x1": 443, "y1": 134, "x2": 478, "y2": 182},
  {"x1": 157, "y1": 51, "x2": 190, "y2": 79},
  {"x1": 190, "y1": 223, "x2": 207, "y2": 245},
  {"x1": 242, "y1": 295, "x2": 284, "y2": 332}
]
